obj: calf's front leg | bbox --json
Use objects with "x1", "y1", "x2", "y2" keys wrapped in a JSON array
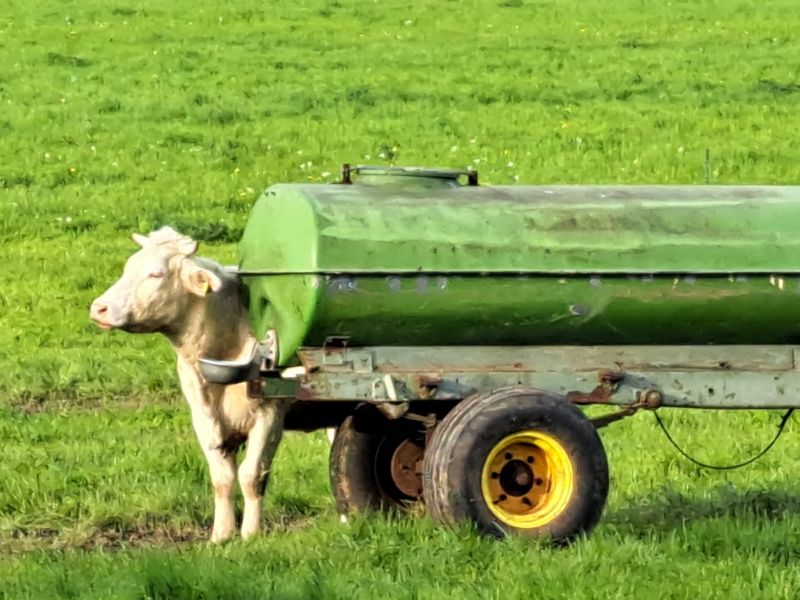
[
  {"x1": 189, "y1": 406, "x2": 238, "y2": 543},
  {"x1": 179, "y1": 358, "x2": 238, "y2": 543},
  {"x1": 238, "y1": 400, "x2": 288, "y2": 539},
  {"x1": 205, "y1": 447, "x2": 238, "y2": 543}
]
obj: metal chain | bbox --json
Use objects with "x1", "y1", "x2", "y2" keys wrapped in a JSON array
[{"x1": 652, "y1": 408, "x2": 795, "y2": 471}]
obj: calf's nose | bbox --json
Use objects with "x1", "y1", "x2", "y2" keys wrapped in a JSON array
[
  {"x1": 90, "y1": 300, "x2": 111, "y2": 326},
  {"x1": 90, "y1": 300, "x2": 106, "y2": 315}
]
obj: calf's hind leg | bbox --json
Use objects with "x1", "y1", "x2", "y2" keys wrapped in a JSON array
[{"x1": 239, "y1": 400, "x2": 288, "y2": 539}]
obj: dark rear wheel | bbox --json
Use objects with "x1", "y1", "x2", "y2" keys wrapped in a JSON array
[
  {"x1": 423, "y1": 387, "x2": 609, "y2": 544},
  {"x1": 329, "y1": 415, "x2": 424, "y2": 514}
]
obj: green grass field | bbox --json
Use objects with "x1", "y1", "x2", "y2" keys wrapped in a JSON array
[{"x1": 2, "y1": 0, "x2": 800, "y2": 597}]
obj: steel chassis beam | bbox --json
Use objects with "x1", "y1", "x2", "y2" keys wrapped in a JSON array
[{"x1": 259, "y1": 345, "x2": 800, "y2": 410}]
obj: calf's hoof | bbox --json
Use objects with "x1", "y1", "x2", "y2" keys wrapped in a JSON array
[
  {"x1": 240, "y1": 525, "x2": 262, "y2": 540},
  {"x1": 210, "y1": 528, "x2": 237, "y2": 544}
]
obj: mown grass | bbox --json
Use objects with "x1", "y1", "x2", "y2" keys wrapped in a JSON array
[
  {"x1": 2, "y1": 403, "x2": 800, "y2": 598},
  {"x1": 2, "y1": 0, "x2": 800, "y2": 402},
  {"x1": 2, "y1": 0, "x2": 800, "y2": 597}
]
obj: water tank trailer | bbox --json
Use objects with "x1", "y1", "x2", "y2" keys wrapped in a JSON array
[{"x1": 201, "y1": 165, "x2": 800, "y2": 543}]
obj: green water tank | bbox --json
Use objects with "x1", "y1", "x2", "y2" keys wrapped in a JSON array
[{"x1": 236, "y1": 166, "x2": 800, "y2": 365}]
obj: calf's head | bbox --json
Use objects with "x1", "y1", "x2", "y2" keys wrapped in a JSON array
[{"x1": 90, "y1": 227, "x2": 223, "y2": 334}]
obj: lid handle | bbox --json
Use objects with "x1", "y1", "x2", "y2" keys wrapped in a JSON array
[{"x1": 340, "y1": 164, "x2": 478, "y2": 186}]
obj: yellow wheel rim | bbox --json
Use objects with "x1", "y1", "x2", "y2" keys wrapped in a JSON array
[{"x1": 480, "y1": 431, "x2": 574, "y2": 529}]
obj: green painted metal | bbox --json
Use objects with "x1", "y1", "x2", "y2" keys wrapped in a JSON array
[{"x1": 237, "y1": 169, "x2": 800, "y2": 364}]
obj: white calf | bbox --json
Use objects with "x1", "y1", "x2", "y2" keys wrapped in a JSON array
[{"x1": 90, "y1": 226, "x2": 288, "y2": 542}]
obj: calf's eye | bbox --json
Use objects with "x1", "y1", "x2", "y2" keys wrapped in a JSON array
[{"x1": 149, "y1": 271, "x2": 165, "y2": 279}]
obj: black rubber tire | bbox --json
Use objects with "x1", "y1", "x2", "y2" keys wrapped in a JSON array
[
  {"x1": 329, "y1": 416, "x2": 421, "y2": 514},
  {"x1": 422, "y1": 387, "x2": 609, "y2": 544}
]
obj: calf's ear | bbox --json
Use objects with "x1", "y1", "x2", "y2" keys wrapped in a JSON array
[{"x1": 182, "y1": 265, "x2": 224, "y2": 297}]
